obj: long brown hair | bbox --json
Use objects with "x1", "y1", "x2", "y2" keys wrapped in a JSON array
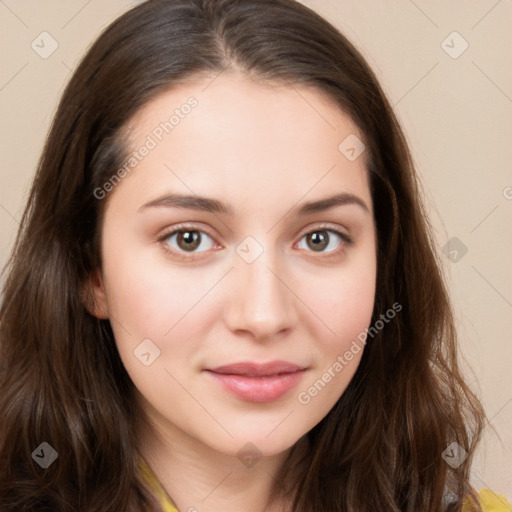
[{"x1": 0, "y1": 0, "x2": 486, "y2": 510}]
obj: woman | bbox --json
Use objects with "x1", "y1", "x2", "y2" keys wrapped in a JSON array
[{"x1": 0, "y1": 0, "x2": 509, "y2": 510}]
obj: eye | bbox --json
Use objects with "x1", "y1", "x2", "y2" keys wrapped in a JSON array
[
  {"x1": 296, "y1": 227, "x2": 352, "y2": 255},
  {"x1": 158, "y1": 225, "x2": 216, "y2": 258}
]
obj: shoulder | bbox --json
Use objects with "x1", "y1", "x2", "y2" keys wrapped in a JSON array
[
  {"x1": 462, "y1": 489, "x2": 512, "y2": 511},
  {"x1": 139, "y1": 460, "x2": 511, "y2": 512},
  {"x1": 139, "y1": 456, "x2": 179, "y2": 512}
]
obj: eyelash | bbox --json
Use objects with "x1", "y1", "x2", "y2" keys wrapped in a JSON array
[{"x1": 156, "y1": 223, "x2": 354, "y2": 261}]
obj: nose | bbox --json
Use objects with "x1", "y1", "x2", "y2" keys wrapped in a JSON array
[{"x1": 224, "y1": 246, "x2": 297, "y2": 341}]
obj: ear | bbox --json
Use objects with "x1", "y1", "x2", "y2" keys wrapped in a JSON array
[{"x1": 82, "y1": 268, "x2": 110, "y2": 319}]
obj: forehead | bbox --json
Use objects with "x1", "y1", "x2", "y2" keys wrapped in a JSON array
[
  {"x1": 126, "y1": 70, "x2": 365, "y2": 152},
  {"x1": 113, "y1": 71, "x2": 372, "y2": 217}
]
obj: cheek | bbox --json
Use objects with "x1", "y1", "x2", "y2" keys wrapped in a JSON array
[
  {"x1": 295, "y1": 264, "x2": 376, "y2": 417},
  {"x1": 101, "y1": 252, "x2": 212, "y2": 397},
  {"x1": 102, "y1": 247, "x2": 208, "y2": 336},
  {"x1": 303, "y1": 257, "x2": 377, "y2": 349},
  {"x1": 100, "y1": 244, "x2": 232, "y2": 385}
]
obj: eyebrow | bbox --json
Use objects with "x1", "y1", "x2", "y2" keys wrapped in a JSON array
[
  {"x1": 138, "y1": 192, "x2": 370, "y2": 215},
  {"x1": 294, "y1": 192, "x2": 370, "y2": 215},
  {"x1": 139, "y1": 194, "x2": 234, "y2": 215}
]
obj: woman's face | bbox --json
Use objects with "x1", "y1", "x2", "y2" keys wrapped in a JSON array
[{"x1": 90, "y1": 71, "x2": 377, "y2": 458}]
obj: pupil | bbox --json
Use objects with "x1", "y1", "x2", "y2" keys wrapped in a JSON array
[
  {"x1": 309, "y1": 231, "x2": 328, "y2": 251},
  {"x1": 178, "y1": 231, "x2": 200, "y2": 251}
]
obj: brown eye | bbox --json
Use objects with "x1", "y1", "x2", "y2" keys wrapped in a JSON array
[
  {"x1": 162, "y1": 229, "x2": 215, "y2": 254},
  {"x1": 297, "y1": 229, "x2": 351, "y2": 255},
  {"x1": 305, "y1": 231, "x2": 329, "y2": 252},
  {"x1": 176, "y1": 230, "x2": 201, "y2": 251}
]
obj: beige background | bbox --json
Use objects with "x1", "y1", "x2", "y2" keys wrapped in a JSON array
[{"x1": 1, "y1": 0, "x2": 511, "y2": 498}]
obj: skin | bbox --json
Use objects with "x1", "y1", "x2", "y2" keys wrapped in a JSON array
[{"x1": 88, "y1": 71, "x2": 377, "y2": 512}]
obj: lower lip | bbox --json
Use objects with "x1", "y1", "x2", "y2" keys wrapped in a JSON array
[{"x1": 205, "y1": 370, "x2": 305, "y2": 403}]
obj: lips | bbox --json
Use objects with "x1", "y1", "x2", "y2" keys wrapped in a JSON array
[
  {"x1": 204, "y1": 361, "x2": 307, "y2": 403},
  {"x1": 210, "y1": 361, "x2": 305, "y2": 377}
]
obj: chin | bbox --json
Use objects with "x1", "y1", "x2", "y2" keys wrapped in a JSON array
[{"x1": 204, "y1": 426, "x2": 306, "y2": 461}]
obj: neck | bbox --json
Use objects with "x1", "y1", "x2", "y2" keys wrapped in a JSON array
[{"x1": 137, "y1": 408, "x2": 306, "y2": 512}]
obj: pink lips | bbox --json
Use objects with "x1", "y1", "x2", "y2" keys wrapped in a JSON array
[{"x1": 204, "y1": 361, "x2": 306, "y2": 403}]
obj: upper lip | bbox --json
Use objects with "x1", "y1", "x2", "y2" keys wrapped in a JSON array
[{"x1": 206, "y1": 361, "x2": 306, "y2": 377}]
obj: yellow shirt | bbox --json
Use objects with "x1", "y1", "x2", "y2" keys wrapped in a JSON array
[
  {"x1": 139, "y1": 457, "x2": 179, "y2": 512},
  {"x1": 139, "y1": 457, "x2": 511, "y2": 512}
]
